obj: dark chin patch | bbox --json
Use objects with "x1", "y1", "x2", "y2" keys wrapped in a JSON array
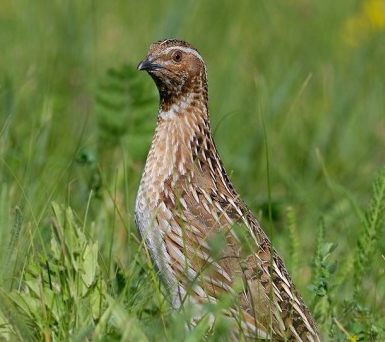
[{"x1": 148, "y1": 74, "x2": 173, "y2": 108}]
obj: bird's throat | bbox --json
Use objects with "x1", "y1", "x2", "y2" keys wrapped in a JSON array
[{"x1": 158, "y1": 90, "x2": 208, "y2": 123}]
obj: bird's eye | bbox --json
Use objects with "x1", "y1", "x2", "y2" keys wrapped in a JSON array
[{"x1": 172, "y1": 50, "x2": 183, "y2": 62}]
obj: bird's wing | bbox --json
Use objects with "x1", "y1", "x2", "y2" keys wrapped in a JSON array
[
  {"x1": 156, "y1": 134, "x2": 319, "y2": 341},
  {"x1": 160, "y1": 185, "x2": 274, "y2": 339}
]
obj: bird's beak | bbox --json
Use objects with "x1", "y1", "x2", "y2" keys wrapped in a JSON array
[{"x1": 137, "y1": 57, "x2": 161, "y2": 71}]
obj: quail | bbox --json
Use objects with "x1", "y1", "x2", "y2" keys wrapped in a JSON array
[{"x1": 135, "y1": 39, "x2": 320, "y2": 341}]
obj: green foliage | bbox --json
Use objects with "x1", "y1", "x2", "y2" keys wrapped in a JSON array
[
  {"x1": 354, "y1": 169, "x2": 385, "y2": 292},
  {"x1": 1, "y1": 203, "x2": 106, "y2": 340},
  {"x1": 96, "y1": 65, "x2": 156, "y2": 153},
  {"x1": 0, "y1": 203, "x2": 158, "y2": 341},
  {"x1": 286, "y1": 206, "x2": 299, "y2": 277},
  {"x1": 309, "y1": 219, "x2": 337, "y2": 330},
  {"x1": 307, "y1": 172, "x2": 385, "y2": 341}
]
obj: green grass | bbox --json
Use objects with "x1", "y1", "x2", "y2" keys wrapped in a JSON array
[{"x1": 0, "y1": 0, "x2": 385, "y2": 340}]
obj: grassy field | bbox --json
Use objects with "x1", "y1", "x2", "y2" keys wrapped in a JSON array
[{"x1": 0, "y1": 0, "x2": 384, "y2": 340}]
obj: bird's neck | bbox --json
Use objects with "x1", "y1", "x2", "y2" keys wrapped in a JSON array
[
  {"x1": 158, "y1": 74, "x2": 209, "y2": 116},
  {"x1": 155, "y1": 89, "x2": 211, "y2": 155},
  {"x1": 158, "y1": 89, "x2": 208, "y2": 122},
  {"x1": 139, "y1": 89, "x2": 211, "y2": 203}
]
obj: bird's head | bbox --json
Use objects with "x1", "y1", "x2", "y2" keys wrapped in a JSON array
[{"x1": 138, "y1": 39, "x2": 208, "y2": 106}]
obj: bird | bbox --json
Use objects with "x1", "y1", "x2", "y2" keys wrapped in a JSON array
[{"x1": 135, "y1": 39, "x2": 320, "y2": 341}]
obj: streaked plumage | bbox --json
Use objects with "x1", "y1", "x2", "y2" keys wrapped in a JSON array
[{"x1": 135, "y1": 39, "x2": 320, "y2": 341}]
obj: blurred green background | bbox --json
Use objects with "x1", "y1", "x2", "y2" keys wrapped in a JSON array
[{"x1": 0, "y1": 0, "x2": 384, "y2": 340}]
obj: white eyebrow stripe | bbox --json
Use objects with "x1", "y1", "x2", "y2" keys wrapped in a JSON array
[{"x1": 162, "y1": 46, "x2": 204, "y2": 63}]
